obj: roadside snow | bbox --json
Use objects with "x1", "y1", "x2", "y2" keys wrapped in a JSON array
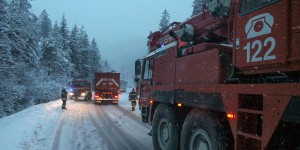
[
  {"x1": 0, "y1": 88, "x2": 150, "y2": 150},
  {"x1": 0, "y1": 101, "x2": 63, "y2": 149}
]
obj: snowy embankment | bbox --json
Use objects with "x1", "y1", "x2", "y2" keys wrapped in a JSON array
[
  {"x1": 0, "y1": 88, "x2": 151, "y2": 150},
  {"x1": 0, "y1": 100, "x2": 63, "y2": 149}
]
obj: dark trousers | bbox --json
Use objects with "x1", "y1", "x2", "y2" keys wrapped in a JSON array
[
  {"x1": 131, "y1": 100, "x2": 136, "y2": 110},
  {"x1": 62, "y1": 100, "x2": 66, "y2": 109}
]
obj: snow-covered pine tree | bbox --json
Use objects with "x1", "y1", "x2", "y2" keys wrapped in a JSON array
[
  {"x1": 0, "y1": 0, "x2": 13, "y2": 71},
  {"x1": 59, "y1": 14, "x2": 69, "y2": 46},
  {"x1": 90, "y1": 38, "x2": 101, "y2": 74},
  {"x1": 0, "y1": 0, "x2": 39, "y2": 116},
  {"x1": 41, "y1": 21, "x2": 67, "y2": 79},
  {"x1": 102, "y1": 59, "x2": 112, "y2": 72},
  {"x1": 59, "y1": 14, "x2": 73, "y2": 77},
  {"x1": 69, "y1": 25, "x2": 81, "y2": 78},
  {"x1": 0, "y1": 0, "x2": 9, "y2": 56},
  {"x1": 38, "y1": 10, "x2": 52, "y2": 40},
  {"x1": 77, "y1": 26, "x2": 92, "y2": 79},
  {"x1": 192, "y1": 0, "x2": 209, "y2": 16},
  {"x1": 7, "y1": 0, "x2": 39, "y2": 69},
  {"x1": 159, "y1": 9, "x2": 170, "y2": 32},
  {"x1": 0, "y1": 0, "x2": 16, "y2": 117},
  {"x1": 89, "y1": 38, "x2": 101, "y2": 86}
]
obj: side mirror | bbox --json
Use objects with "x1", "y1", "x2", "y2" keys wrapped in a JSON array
[
  {"x1": 135, "y1": 77, "x2": 140, "y2": 83},
  {"x1": 135, "y1": 60, "x2": 142, "y2": 76}
]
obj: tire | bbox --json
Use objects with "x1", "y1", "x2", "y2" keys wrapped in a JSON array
[
  {"x1": 152, "y1": 104, "x2": 179, "y2": 150},
  {"x1": 180, "y1": 109, "x2": 227, "y2": 150},
  {"x1": 88, "y1": 92, "x2": 92, "y2": 101}
]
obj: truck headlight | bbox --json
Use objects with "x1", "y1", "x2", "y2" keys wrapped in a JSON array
[
  {"x1": 81, "y1": 93, "x2": 86, "y2": 96},
  {"x1": 68, "y1": 92, "x2": 74, "y2": 96}
]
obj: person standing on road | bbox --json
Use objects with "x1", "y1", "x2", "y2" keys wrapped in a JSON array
[
  {"x1": 61, "y1": 88, "x2": 68, "y2": 109},
  {"x1": 129, "y1": 88, "x2": 137, "y2": 111}
]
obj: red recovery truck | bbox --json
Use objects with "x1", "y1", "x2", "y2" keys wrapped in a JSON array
[
  {"x1": 135, "y1": 0, "x2": 300, "y2": 149},
  {"x1": 94, "y1": 72, "x2": 120, "y2": 104}
]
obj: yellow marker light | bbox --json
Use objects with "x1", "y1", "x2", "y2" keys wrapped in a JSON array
[{"x1": 177, "y1": 103, "x2": 182, "y2": 107}]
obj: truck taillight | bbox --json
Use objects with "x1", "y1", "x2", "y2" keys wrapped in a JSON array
[
  {"x1": 114, "y1": 95, "x2": 118, "y2": 99},
  {"x1": 95, "y1": 94, "x2": 100, "y2": 98},
  {"x1": 227, "y1": 113, "x2": 236, "y2": 119}
]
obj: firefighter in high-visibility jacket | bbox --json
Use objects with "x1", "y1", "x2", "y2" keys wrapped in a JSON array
[{"x1": 129, "y1": 88, "x2": 137, "y2": 111}]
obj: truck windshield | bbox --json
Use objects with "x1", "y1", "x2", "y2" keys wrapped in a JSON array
[
  {"x1": 72, "y1": 81, "x2": 88, "y2": 87},
  {"x1": 239, "y1": 0, "x2": 279, "y2": 15}
]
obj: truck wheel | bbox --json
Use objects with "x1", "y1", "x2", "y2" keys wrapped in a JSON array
[
  {"x1": 152, "y1": 104, "x2": 179, "y2": 150},
  {"x1": 180, "y1": 109, "x2": 226, "y2": 150},
  {"x1": 88, "y1": 92, "x2": 92, "y2": 101}
]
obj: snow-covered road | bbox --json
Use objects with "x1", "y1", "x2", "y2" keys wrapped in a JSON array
[{"x1": 0, "y1": 91, "x2": 153, "y2": 150}]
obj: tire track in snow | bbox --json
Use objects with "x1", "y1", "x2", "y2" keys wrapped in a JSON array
[
  {"x1": 103, "y1": 105, "x2": 153, "y2": 149},
  {"x1": 68, "y1": 101, "x2": 90, "y2": 150},
  {"x1": 88, "y1": 105, "x2": 117, "y2": 149},
  {"x1": 51, "y1": 100, "x2": 83, "y2": 150},
  {"x1": 79, "y1": 102, "x2": 91, "y2": 150},
  {"x1": 51, "y1": 110, "x2": 66, "y2": 150},
  {"x1": 92, "y1": 104, "x2": 132, "y2": 149},
  {"x1": 95, "y1": 104, "x2": 142, "y2": 150},
  {"x1": 112, "y1": 105, "x2": 151, "y2": 130}
]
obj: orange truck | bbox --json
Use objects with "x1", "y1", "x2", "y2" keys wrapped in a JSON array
[
  {"x1": 135, "y1": 0, "x2": 300, "y2": 149},
  {"x1": 94, "y1": 72, "x2": 120, "y2": 104}
]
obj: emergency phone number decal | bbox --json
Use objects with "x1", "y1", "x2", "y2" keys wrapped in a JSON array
[{"x1": 243, "y1": 13, "x2": 276, "y2": 63}]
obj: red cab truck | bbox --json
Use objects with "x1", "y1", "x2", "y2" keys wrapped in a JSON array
[
  {"x1": 94, "y1": 72, "x2": 120, "y2": 104},
  {"x1": 135, "y1": 0, "x2": 300, "y2": 149},
  {"x1": 68, "y1": 79, "x2": 92, "y2": 101}
]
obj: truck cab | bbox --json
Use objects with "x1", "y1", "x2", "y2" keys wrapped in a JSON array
[
  {"x1": 135, "y1": 0, "x2": 300, "y2": 149},
  {"x1": 68, "y1": 79, "x2": 92, "y2": 101}
]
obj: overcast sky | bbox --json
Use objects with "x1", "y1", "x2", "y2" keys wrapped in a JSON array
[{"x1": 30, "y1": 0, "x2": 193, "y2": 76}]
